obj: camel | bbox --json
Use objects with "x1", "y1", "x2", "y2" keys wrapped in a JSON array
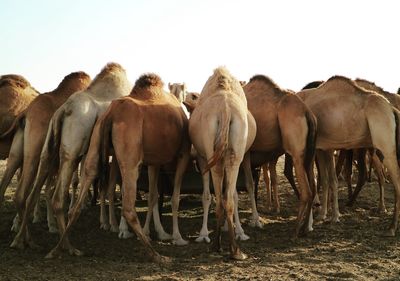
[
  {"x1": 243, "y1": 75, "x2": 317, "y2": 236},
  {"x1": 45, "y1": 72, "x2": 190, "y2": 262},
  {"x1": 187, "y1": 67, "x2": 256, "y2": 260},
  {"x1": 0, "y1": 72, "x2": 90, "y2": 236},
  {"x1": 183, "y1": 91, "x2": 258, "y2": 243},
  {"x1": 0, "y1": 74, "x2": 38, "y2": 160},
  {"x1": 296, "y1": 75, "x2": 400, "y2": 236},
  {"x1": 168, "y1": 82, "x2": 187, "y2": 102},
  {"x1": 334, "y1": 78, "x2": 400, "y2": 213},
  {"x1": 10, "y1": 63, "x2": 130, "y2": 250}
]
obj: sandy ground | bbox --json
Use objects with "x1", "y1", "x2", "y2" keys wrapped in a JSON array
[{"x1": 1, "y1": 159, "x2": 400, "y2": 281}]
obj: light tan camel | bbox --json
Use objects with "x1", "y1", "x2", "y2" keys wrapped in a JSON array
[
  {"x1": 244, "y1": 75, "x2": 317, "y2": 236},
  {"x1": 187, "y1": 67, "x2": 256, "y2": 260},
  {"x1": 183, "y1": 91, "x2": 257, "y2": 243},
  {"x1": 0, "y1": 74, "x2": 38, "y2": 160},
  {"x1": 0, "y1": 72, "x2": 90, "y2": 238},
  {"x1": 337, "y1": 78, "x2": 400, "y2": 213},
  {"x1": 10, "y1": 63, "x2": 131, "y2": 250},
  {"x1": 45, "y1": 73, "x2": 190, "y2": 262},
  {"x1": 297, "y1": 75, "x2": 400, "y2": 236}
]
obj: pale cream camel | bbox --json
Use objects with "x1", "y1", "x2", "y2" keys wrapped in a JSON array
[
  {"x1": 297, "y1": 75, "x2": 400, "y2": 236},
  {"x1": 11, "y1": 63, "x2": 130, "y2": 249},
  {"x1": 1, "y1": 72, "x2": 90, "y2": 240},
  {"x1": 45, "y1": 72, "x2": 190, "y2": 262},
  {"x1": 183, "y1": 91, "x2": 257, "y2": 243},
  {"x1": 188, "y1": 67, "x2": 256, "y2": 260}
]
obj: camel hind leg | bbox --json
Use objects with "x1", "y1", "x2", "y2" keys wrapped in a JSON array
[
  {"x1": 366, "y1": 99, "x2": 400, "y2": 236},
  {"x1": 0, "y1": 127, "x2": 24, "y2": 206}
]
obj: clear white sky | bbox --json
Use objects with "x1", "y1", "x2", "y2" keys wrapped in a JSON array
[{"x1": 1, "y1": 0, "x2": 399, "y2": 93}]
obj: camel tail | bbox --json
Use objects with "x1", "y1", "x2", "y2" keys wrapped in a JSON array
[
  {"x1": 0, "y1": 111, "x2": 26, "y2": 139},
  {"x1": 98, "y1": 112, "x2": 113, "y2": 192},
  {"x1": 394, "y1": 109, "x2": 400, "y2": 164},
  {"x1": 203, "y1": 107, "x2": 231, "y2": 173},
  {"x1": 304, "y1": 109, "x2": 317, "y2": 171}
]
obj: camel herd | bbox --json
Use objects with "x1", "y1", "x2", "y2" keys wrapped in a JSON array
[{"x1": 1, "y1": 63, "x2": 400, "y2": 262}]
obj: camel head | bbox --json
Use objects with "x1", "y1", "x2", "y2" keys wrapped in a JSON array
[
  {"x1": 397, "y1": 87, "x2": 400, "y2": 95},
  {"x1": 168, "y1": 82, "x2": 187, "y2": 102},
  {"x1": 183, "y1": 92, "x2": 199, "y2": 114}
]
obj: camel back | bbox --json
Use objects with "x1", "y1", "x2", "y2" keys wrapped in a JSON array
[{"x1": 199, "y1": 67, "x2": 246, "y2": 106}]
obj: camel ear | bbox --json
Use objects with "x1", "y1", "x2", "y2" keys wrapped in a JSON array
[
  {"x1": 168, "y1": 83, "x2": 172, "y2": 91},
  {"x1": 183, "y1": 101, "x2": 195, "y2": 114}
]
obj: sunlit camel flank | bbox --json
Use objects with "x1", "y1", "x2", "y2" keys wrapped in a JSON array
[
  {"x1": 2, "y1": 72, "x2": 90, "y2": 244},
  {"x1": 297, "y1": 75, "x2": 400, "y2": 236},
  {"x1": 11, "y1": 63, "x2": 130, "y2": 250},
  {"x1": 187, "y1": 67, "x2": 256, "y2": 259},
  {"x1": 0, "y1": 75, "x2": 38, "y2": 204}
]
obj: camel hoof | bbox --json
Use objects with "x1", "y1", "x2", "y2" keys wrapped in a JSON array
[
  {"x1": 10, "y1": 239, "x2": 25, "y2": 250},
  {"x1": 153, "y1": 254, "x2": 172, "y2": 264},
  {"x1": 110, "y1": 225, "x2": 119, "y2": 233},
  {"x1": 118, "y1": 230, "x2": 134, "y2": 239},
  {"x1": 377, "y1": 207, "x2": 387, "y2": 214},
  {"x1": 69, "y1": 247, "x2": 84, "y2": 256},
  {"x1": 100, "y1": 223, "x2": 110, "y2": 231},
  {"x1": 235, "y1": 232, "x2": 250, "y2": 241},
  {"x1": 249, "y1": 219, "x2": 263, "y2": 228},
  {"x1": 157, "y1": 231, "x2": 173, "y2": 241},
  {"x1": 172, "y1": 237, "x2": 189, "y2": 246},
  {"x1": 383, "y1": 228, "x2": 396, "y2": 237},
  {"x1": 330, "y1": 215, "x2": 340, "y2": 223},
  {"x1": 48, "y1": 225, "x2": 59, "y2": 234},
  {"x1": 195, "y1": 235, "x2": 211, "y2": 243},
  {"x1": 45, "y1": 248, "x2": 61, "y2": 259},
  {"x1": 231, "y1": 251, "x2": 248, "y2": 261}
]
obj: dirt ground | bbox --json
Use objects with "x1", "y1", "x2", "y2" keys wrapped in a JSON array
[{"x1": 1, "y1": 159, "x2": 400, "y2": 281}]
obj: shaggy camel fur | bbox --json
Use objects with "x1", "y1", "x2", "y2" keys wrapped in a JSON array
[
  {"x1": 183, "y1": 91, "x2": 256, "y2": 242},
  {"x1": 11, "y1": 63, "x2": 130, "y2": 250},
  {"x1": 45, "y1": 73, "x2": 190, "y2": 262},
  {"x1": 297, "y1": 76, "x2": 400, "y2": 236},
  {"x1": 0, "y1": 72, "x2": 90, "y2": 237},
  {"x1": 244, "y1": 75, "x2": 317, "y2": 235},
  {"x1": 188, "y1": 67, "x2": 256, "y2": 260},
  {"x1": 0, "y1": 74, "x2": 38, "y2": 160}
]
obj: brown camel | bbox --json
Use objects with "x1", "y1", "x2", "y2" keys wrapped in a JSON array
[
  {"x1": 45, "y1": 73, "x2": 190, "y2": 262},
  {"x1": 296, "y1": 75, "x2": 400, "y2": 236},
  {"x1": 0, "y1": 72, "x2": 90, "y2": 229},
  {"x1": 0, "y1": 74, "x2": 38, "y2": 159},
  {"x1": 243, "y1": 75, "x2": 317, "y2": 235},
  {"x1": 187, "y1": 67, "x2": 256, "y2": 259},
  {"x1": 10, "y1": 63, "x2": 130, "y2": 250}
]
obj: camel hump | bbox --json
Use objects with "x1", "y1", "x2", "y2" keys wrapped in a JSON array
[
  {"x1": 58, "y1": 71, "x2": 91, "y2": 87},
  {"x1": 212, "y1": 67, "x2": 235, "y2": 91},
  {"x1": 301, "y1": 80, "x2": 324, "y2": 90},
  {"x1": 0, "y1": 74, "x2": 33, "y2": 90},
  {"x1": 134, "y1": 73, "x2": 164, "y2": 89}
]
